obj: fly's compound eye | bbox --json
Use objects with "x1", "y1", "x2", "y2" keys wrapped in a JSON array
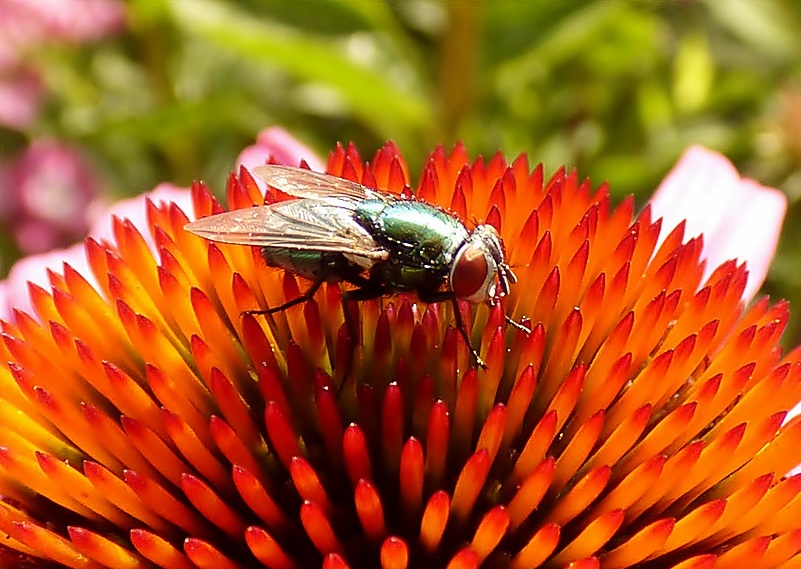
[{"x1": 451, "y1": 243, "x2": 492, "y2": 302}]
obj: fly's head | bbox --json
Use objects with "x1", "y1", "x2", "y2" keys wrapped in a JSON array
[{"x1": 449, "y1": 224, "x2": 517, "y2": 305}]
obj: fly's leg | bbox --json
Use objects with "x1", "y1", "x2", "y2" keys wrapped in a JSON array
[
  {"x1": 242, "y1": 278, "x2": 324, "y2": 316},
  {"x1": 489, "y1": 296, "x2": 530, "y2": 334},
  {"x1": 449, "y1": 297, "x2": 487, "y2": 370},
  {"x1": 327, "y1": 281, "x2": 393, "y2": 388},
  {"x1": 342, "y1": 283, "x2": 393, "y2": 301},
  {"x1": 341, "y1": 282, "x2": 393, "y2": 344},
  {"x1": 419, "y1": 291, "x2": 487, "y2": 370},
  {"x1": 505, "y1": 315, "x2": 531, "y2": 334}
]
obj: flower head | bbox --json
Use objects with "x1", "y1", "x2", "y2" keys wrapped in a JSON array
[{"x1": 0, "y1": 141, "x2": 799, "y2": 569}]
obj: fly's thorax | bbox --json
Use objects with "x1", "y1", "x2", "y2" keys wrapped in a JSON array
[
  {"x1": 355, "y1": 200, "x2": 469, "y2": 272},
  {"x1": 449, "y1": 224, "x2": 512, "y2": 303}
]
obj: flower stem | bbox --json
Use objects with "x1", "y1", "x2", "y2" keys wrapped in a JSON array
[{"x1": 437, "y1": 0, "x2": 480, "y2": 143}]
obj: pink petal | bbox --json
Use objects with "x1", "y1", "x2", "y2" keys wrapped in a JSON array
[
  {"x1": 0, "y1": 242, "x2": 92, "y2": 322},
  {"x1": 88, "y1": 183, "x2": 194, "y2": 250},
  {"x1": 236, "y1": 126, "x2": 324, "y2": 172},
  {"x1": 649, "y1": 145, "x2": 787, "y2": 303},
  {"x1": 0, "y1": 280, "x2": 8, "y2": 322}
]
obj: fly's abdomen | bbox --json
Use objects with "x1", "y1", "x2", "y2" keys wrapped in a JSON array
[
  {"x1": 261, "y1": 248, "x2": 327, "y2": 281},
  {"x1": 261, "y1": 248, "x2": 368, "y2": 284}
]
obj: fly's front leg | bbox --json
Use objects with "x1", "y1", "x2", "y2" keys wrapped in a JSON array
[
  {"x1": 505, "y1": 315, "x2": 531, "y2": 334},
  {"x1": 419, "y1": 290, "x2": 487, "y2": 370},
  {"x1": 243, "y1": 278, "x2": 324, "y2": 316}
]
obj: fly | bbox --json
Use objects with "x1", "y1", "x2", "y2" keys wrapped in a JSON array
[{"x1": 184, "y1": 165, "x2": 526, "y2": 368}]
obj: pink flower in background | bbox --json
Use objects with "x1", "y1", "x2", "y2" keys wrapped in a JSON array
[
  {"x1": 0, "y1": 69, "x2": 42, "y2": 129},
  {"x1": 237, "y1": 126, "x2": 325, "y2": 172},
  {"x1": 4, "y1": 140, "x2": 102, "y2": 254},
  {"x1": 0, "y1": 0, "x2": 124, "y2": 45},
  {"x1": 0, "y1": 0, "x2": 124, "y2": 129},
  {"x1": 650, "y1": 145, "x2": 787, "y2": 302}
]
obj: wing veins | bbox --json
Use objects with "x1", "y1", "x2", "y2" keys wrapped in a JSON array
[
  {"x1": 185, "y1": 199, "x2": 389, "y2": 260},
  {"x1": 253, "y1": 164, "x2": 399, "y2": 204}
]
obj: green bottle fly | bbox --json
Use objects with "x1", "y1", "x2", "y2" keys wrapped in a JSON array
[{"x1": 185, "y1": 165, "x2": 522, "y2": 367}]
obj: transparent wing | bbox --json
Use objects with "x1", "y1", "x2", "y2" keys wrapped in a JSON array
[
  {"x1": 184, "y1": 199, "x2": 389, "y2": 260},
  {"x1": 252, "y1": 164, "x2": 399, "y2": 204}
]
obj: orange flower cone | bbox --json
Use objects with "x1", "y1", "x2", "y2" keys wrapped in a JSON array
[{"x1": 1, "y1": 141, "x2": 800, "y2": 569}]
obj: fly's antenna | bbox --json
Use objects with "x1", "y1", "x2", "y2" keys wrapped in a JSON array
[{"x1": 463, "y1": 213, "x2": 480, "y2": 229}]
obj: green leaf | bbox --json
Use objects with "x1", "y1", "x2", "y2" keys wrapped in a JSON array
[
  {"x1": 704, "y1": 0, "x2": 801, "y2": 59},
  {"x1": 168, "y1": 0, "x2": 432, "y2": 147}
]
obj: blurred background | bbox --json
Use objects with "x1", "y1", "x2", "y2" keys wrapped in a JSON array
[{"x1": 1, "y1": 0, "x2": 801, "y2": 340}]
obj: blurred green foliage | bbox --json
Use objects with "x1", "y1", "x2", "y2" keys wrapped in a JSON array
[{"x1": 3, "y1": 0, "x2": 801, "y2": 340}]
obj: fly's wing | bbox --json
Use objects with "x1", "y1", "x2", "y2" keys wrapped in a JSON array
[
  {"x1": 184, "y1": 199, "x2": 390, "y2": 260},
  {"x1": 252, "y1": 164, "x2": 400, "y2": 205}
]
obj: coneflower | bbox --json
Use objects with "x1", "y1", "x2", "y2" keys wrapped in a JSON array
[{"x1": 0, "y1": 141, "x2": 798, "y2": 569}]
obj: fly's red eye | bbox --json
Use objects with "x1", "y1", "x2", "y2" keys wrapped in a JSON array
[{"x1": 451, "y1": 245, "x2": 489, "y2": 298}]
